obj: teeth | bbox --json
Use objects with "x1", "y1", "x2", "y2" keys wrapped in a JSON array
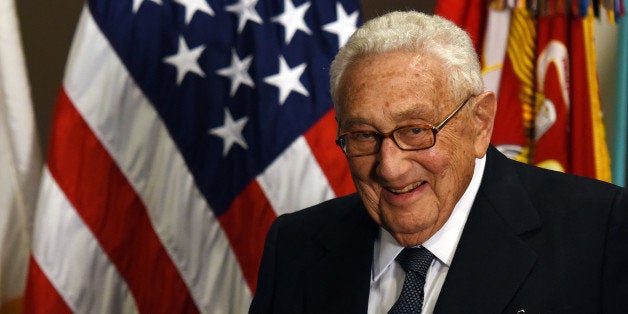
[{"x1": 388, "y1": 181, "x2": 424, "y2": 194}]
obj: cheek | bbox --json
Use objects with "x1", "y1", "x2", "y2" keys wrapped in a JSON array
[
  {"x1": 427, "y1": 134, "x2": 476, "y2": 194},
  {"x1": 419, "y1": 142, "x2": 456, "y2": 177},
  {"x1": 347, "y1": 158, "x2": 382, "y2": 208},
  {"x1": 347, "y1": 157, "x2": 374, "y2": 182}
]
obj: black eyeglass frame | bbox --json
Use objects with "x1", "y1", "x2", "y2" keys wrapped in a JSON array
[{"x1": 335, "y1": 96, "x2": 474, "y2": 157}]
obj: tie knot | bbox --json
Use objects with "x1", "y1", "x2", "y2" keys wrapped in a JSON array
[{"x1": 396, "y1": 247, "x2": 434, "y2": 276}]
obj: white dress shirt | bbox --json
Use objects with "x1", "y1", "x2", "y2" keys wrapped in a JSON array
[{"x1": 367, "y1": 156, "x2": 486, "y2": 313}]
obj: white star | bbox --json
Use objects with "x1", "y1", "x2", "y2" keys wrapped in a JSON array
[
  {"x1": 322, "y1": 2, "x2": 359, "y2": 48},
  {"x1": 271, "y1": 0, "x2": 312, "y2": 45},
  {"x1": 263, "y1": 55, "x2": 309, "y2": 105},
  {"x1": 216, "y1": 49, "x2": 255, "y2": 96},
  {"x1": 132, "y1": 0, "x2": 162, "y2": 14},
  {"x1": 163, "y1": 36, "x2": 206, "y2": 85},
  {"x1": 209, "y1": 108, "x2": 249, "y2": 156},
  {"x1": 226, "y1": 0, "x2": 263, "y2": 33},
  {"x1": 173, "y1": 0, "x2": 215, "y2": 25}
]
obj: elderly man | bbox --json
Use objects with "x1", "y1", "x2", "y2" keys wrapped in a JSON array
[{"x1": 250, "y1": 11, "x2": 627, "y2": 313}]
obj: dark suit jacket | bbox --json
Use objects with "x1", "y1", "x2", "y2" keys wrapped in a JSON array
[{"x1": 250, "y1": 146, "x2": 628, "y2": 313}]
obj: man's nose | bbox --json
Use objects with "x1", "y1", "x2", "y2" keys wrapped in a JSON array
[{"x1": 376, "y1": 138, "x2": 411, "y2": 180}]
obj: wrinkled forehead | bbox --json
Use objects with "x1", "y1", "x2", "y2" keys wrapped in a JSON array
[
  {"x1": 335, "y1": 51, "x2": 453, "y2": 122},
  {"x1": 349, "y1": 51, "x2": 444, "y2": 80}
]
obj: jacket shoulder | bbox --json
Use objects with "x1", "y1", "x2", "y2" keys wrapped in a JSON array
[{"x1": 269, "y1": 193, "x2": 371, "y2": 247}]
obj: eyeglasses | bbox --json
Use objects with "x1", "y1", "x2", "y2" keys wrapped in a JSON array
[{"x1": 336, "y1": 96, "x2": 473, "y2": 157}]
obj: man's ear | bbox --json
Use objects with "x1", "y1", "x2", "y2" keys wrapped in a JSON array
[{"x1": 471, "y1": 91, "x2": 497, "y2": 158}]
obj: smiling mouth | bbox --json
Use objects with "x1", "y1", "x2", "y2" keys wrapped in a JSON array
[{"x1": 386, "y1": 181, "x2": 426, "y2": 195}]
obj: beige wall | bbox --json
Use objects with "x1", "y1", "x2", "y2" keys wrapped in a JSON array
[{"x1": 16, "y1": 1, "x2": 619, "y2": 163}]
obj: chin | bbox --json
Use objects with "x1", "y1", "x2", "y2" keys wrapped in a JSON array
[
  {"x1": 381, "y1": 208, "x2": 439, "y2": 237},
  {"x1": 388, "y1": 222, "x2": 429, "y2": 236}
]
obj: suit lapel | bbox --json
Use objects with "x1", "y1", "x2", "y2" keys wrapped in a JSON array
[
  {"x1": 435, "y1": 147, "x2": 541, "y2": 313},
  {"x1": 303, "y1": 195, "x2": 378, "y2": 313}
]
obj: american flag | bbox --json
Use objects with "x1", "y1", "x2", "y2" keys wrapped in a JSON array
[{"x1": 24, "y1": 0, "x2": 358, "y2": 312}]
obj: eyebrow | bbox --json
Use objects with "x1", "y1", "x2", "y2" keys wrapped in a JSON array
[
  {"x1": 339, "y1": 116, "x2": 376, "y2": 130},
  {"x1": 390, "y1": 106, "x2": 433, "y2": 122},
  {"x1": 339, "y1": 104, "x2": 435, "y2": 130}
]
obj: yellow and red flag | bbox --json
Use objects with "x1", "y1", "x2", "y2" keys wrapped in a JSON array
[{"x1": 436, "y1": 0, "x2": 614, "y2": 181}]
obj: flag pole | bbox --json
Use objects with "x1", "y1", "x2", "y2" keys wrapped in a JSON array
[{"x1": 613, "y1": 0, "x2": 628, "y2": 187}]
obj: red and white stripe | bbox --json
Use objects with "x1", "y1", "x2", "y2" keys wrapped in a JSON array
[{"x1": 26, "y1": 6, "x2": 354, "y2": 313}]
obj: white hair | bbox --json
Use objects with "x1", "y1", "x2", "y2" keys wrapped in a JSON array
[{"x1": 329, "y1": 11, "x2": 483, "y2": 107}]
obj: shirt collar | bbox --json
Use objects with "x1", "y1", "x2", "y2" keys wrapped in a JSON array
[{"x1": 372, "y1": 156, "x2": 486, "y2": 282}]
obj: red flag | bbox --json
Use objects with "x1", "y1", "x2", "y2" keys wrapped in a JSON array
[
  {"x1": 491, "y1": 8, "x2": 537, "y2": 162},
  {"x1": 434, "y1": 0, "x2": 487, "y2": 52},
  {"x1": 532, "y1": 13, "x2": 571, "y2": 171},
  {"x1": 436, "y1": 1, "x2": 612, "y2": 180},
  {"x1": 531, "y1": 10, "x2": 611, "y2": 180}
]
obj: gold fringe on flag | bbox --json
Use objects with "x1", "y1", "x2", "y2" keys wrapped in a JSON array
[
  {"x1": 582, "y1": 9, "x2": 613, "y2": 181},
  {"x1": 506, "y1": 8, "x2": 538, "y2": 163}
]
